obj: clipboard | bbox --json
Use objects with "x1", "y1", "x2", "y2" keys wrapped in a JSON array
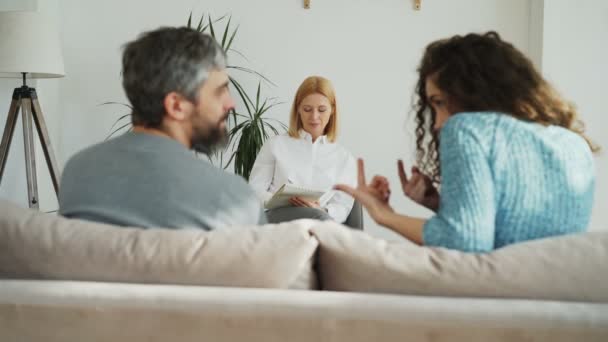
[{"x1": 264, "y1": 183, "x2": 326, "y2": 210}]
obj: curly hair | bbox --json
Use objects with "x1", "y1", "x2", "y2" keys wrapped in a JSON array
[{"x1": 413, "y1": 31, "x2": 599, "y2": 186}]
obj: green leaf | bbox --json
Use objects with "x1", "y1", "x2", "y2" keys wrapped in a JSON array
[
  {"x1": 221, "y1": 16, "x2": 232, "y2": 49},
  {"x1": 196, "y1": 13, "x2": 205, "y2": 32},
  {"x1": 256, "y1": 99, "x2": 269, "y2": 120},
  {"x1": 255, "y1": 82, "x2": 261, "y2": 110},
  {"x1": 226, "y1": 25, "x2": 239, "y2": 52},
  {"x1": 265, "y1": 122, "x2": 281, "y2": 136},
  {"x1": 228, "y1": 121, "x2": 249, "y2": 136},
  {"x1": 230, "y1": 77, "x2": 253, "y2": 116},
  {"x1": 258, "y1": 117, "x2": 268, "y2": 137},
  {"x1": 214, "y1": 13, "x2": 229, "y2": 22},
  {"x1": 208, "y1": 14, "x2": 216, "y2": 39},
  {"x1": 232, "y1": 77, "x2": 255, "y2": 108},
  {"x1": 106, "y1": 122, "x2": 131, "y2": 141},
  {"x1": 102, "y1": 102, "x2": 134, "y2": 140},
  {"x1": 264, "y1": 117, "x2": 288, "y2": 129},
  {"x1": 235, "y1": 124, "x2": 256, "y2": 177},
  {"x1": 227, "y1": 66, "x2": 276, "y2": 86},
  {"x1": 98, "y1": 101, "x2": 133, "y2": 110},
  {"x1": 108, "y1": 113, "x2": 132, "y2": 132},
  {"x1": 232, "y1": 112, "x2": 249, "y2": 120},
  {"x1": 223, "y1": 151, "x2": 237, "y2": 169},
  {"x1": 228, "y1": 48, "x2": 248, "y2": 62}
]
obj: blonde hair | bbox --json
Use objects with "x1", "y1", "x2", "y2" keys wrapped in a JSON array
[{"x1": 288, "y1": 76, "x2": 339, "y2": 142}]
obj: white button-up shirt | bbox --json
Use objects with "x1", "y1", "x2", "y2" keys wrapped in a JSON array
[{"x1": 249, "y1": 131, "x2": 357, "y2": 223}]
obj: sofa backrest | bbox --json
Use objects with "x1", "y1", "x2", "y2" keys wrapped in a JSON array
[
  {"x1": 2, "y1": 200, "x2": 607, "y2": 302},
  {"x1": 0, "y1": 201, "x2": 318, "y2": 289},
  {"x1": 310, "y1": 222, "x2": 608, "y2": 302}
]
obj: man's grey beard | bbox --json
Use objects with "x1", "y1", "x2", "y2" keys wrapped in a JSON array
[{"x1": 191, "y1": 125, "x2": 228, "y2": 156}]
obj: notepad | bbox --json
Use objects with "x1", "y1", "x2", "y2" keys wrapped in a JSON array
[{"x1": 264, "y1": 183, "x2": 327, "y2": 210}]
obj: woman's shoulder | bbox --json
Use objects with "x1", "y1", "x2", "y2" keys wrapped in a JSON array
[
  {"x1": 440, "y1": 112, "x2": 502, "y2": 145},
  {"x1": 442, "y1": 111, "x2": 543, "y2": 143},
  {"x1": 443, "y1": 112, "x2": 502, "y2": 132},
  {"x1": 442, "y1": 112, "x2": 593, "y2": 159}
]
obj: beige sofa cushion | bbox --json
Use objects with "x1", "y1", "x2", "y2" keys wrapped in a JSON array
[
  {"x1": 0, "y1": 201, "x2": 318, "y2": 289},
  {"x1": 310, "y1": 222, "x2": 608, "y2": 302}
]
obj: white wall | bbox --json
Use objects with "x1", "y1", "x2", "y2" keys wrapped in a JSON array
[
  {"x1": 527, "y1": 0, "x2": 544, "y2": 70},
  {"x1": 5, "y1": 0, "x2": 604, "y2": 236},
  {"x1": 55, "y1": 0, "x2": 532, "y2": 239},
  {"x1": 540, "y1": 0, "x2": 608, "y2": 231},
  {"x1": 33, "y1": 0, "x2": 62, "y2": 212}
]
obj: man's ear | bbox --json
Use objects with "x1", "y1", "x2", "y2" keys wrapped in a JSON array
[{"x1": 163, "y1": 91, "x2": 192, "y2": 122}]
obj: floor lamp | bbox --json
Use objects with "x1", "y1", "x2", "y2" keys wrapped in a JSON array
[{"x1": 0, "y1": 11, "x2": 65, "y2": 209}]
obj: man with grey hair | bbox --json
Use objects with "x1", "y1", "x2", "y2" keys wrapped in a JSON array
[{"x1": 58, "y1": 27, "x2": 267, "y2": 229}]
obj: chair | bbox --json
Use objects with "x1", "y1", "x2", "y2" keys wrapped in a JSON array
[{"x1": 343, "y1": 200, "x2": 364, "y2": 230}]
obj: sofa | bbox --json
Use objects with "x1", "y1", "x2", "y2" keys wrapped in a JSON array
[{"x1": 1, "y1": 200, "x2": 607, "y2": 341}]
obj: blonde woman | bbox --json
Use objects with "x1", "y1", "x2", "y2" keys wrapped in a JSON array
[{"x1": 249, "y1": 76, "x2": 356, "y2": 223}]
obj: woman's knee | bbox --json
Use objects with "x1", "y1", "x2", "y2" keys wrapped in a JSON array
[{"x1": 267, "y1": 207, "x2": 332, "y2": 223}]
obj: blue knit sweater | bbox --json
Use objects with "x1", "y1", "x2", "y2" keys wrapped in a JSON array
[{"x1": 423, "y1": 112, "x2": 595, "y2": 252}]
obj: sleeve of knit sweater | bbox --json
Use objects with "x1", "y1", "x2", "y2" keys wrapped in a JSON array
[{"x1": 423, "y1": 117, "x2": 496, "y2": 252}]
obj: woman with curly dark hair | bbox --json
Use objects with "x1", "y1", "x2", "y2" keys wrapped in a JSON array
[{"x1": 337, "y1": 32, "x2": 598, "y2": 252}]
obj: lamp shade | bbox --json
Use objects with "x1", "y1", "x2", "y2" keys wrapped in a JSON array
[{"x1": 0, "y1": 11, "x2": 65, "y2": 79}]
